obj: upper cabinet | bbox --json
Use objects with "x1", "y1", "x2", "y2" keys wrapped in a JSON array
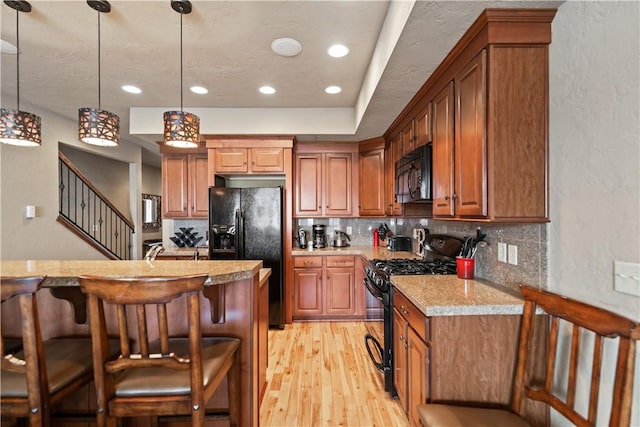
[
  {"x1": 161, "y1": 150, "x2": 209, "y2": 219},
  {"x1": 213, "y1": 147, "x2": 285, "y2": 174},
  {"x1": 294, "y1": 143, "x2": 359, "y2": 218},
  {"x1": 384, "y1": 135, "x2": 403, "y2": 216},
  {"x1": 384, "y1": 8, "x2": 556, "y2": 222},
  {"x1": 358, "y1": 138, "x2": 386, "y2": 217}
]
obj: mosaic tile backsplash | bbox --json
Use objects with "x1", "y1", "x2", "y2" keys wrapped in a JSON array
[{"x1": 295, "y1": 217, "x2": 548, "y2": 292}]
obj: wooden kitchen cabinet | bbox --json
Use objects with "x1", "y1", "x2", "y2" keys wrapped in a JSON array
[
  {"x1": 293, "y1": 255, "x2": 360, "y2": 320},
  {"x1": 414, "y1": 102, "x2": 432, "y2": 150},
  {"x1": 384, "y1": 9, "x2": 554, "y2": 222},
  {"x1": 162, "y1": 152, "x2": 208, "y2": 218},
  {"x1": 384, "y1": 135, "x2": 403, "y2": 216},
  {"x1": 401, "y1": 119, "x2": 415, "y2": 156},
  {"x1": 433, "y1": 51, "x2": 487, "y2": 218},
  {"x1": 213, "y1": 147, "x2": 284, "y2": 174},
  {"x1": 393, "y1": 289, "x2": 429, "y2": 427},
  {"x1": 294, "y1": 152, "x2": 354, "y2": 217},
  {"x1": 432, "y1": 82, "x2": 455, "y2": 217},
  {"x1": 358, "y1": 140, "x2": 385, "y2": 216}
]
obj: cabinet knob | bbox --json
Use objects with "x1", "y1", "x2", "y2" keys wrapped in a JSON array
[
  {"x1": 451, "y1": 193, "x2": 458, "y2": 200},
  {"x1": 444, "y1": 195, "x2": 450, "y2": 201}
]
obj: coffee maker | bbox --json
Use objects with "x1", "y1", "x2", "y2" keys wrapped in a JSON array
[{"x1": 312, "y1": 224, "x2": 327, "y2": 248}]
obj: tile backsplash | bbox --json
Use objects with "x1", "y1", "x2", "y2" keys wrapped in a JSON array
[{"x1": 295, "y1": 217, "x2": 548, "y2": 292}]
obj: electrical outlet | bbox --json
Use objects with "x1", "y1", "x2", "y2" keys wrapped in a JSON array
[
  {"x1": 346, "y1": 226, "x2": 352, "y2": 235},
  {"x1": 614, "y1": 261, "x2": 640, "y2": 297},
  {"x1": 498, "y1": 242, "x2": 507, "y2": 263},
  {"x1": 508, "y1": 244, "x2": 518, "y2": 265}
]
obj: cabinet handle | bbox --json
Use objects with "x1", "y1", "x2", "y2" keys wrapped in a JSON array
[
  {"x1": 451, "y1": 193, "x2": 458, "y2": 200},
  {"x1": 402, "y1": 309, "x2": 409, "y2": 315},
  {"x1": 399, "y1": 334, "x2": 404, "y2": 341},
  {"x1": 444, "y1": 195, "x2": 450, "y2": 201}
]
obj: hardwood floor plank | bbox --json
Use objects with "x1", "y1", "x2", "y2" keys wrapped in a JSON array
[{"x1": 261, "y1": 322, "x2": 409, "y2": 427}]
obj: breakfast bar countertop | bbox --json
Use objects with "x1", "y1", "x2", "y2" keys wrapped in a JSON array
[{"x1": 0, "y1": 259, "x2": 262, "y2": 286}]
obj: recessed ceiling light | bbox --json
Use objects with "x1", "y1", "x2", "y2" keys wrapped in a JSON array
[
  {"x1": 325, "y1": 86, "x2": 342, "y2": 94},
  {"x1": 271, "y1": 38, "x2": 302, "y2": 57},
  {"x1": 328, "y1": 44, "x2": 349, "y2": 58},
  {"x1": 190, "y1": 86, "x2": 208, "y2": 95},
  {"x1": 259, "y1": 86, "x2": 276, "y2": 95},
  {"x1": 121, "y1": 85, "x2": 142, "y2": 94}
]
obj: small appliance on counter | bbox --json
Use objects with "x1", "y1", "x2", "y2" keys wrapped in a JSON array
[
  {"x1": 387, "y1": 235, "x2": 412, "y2": 252},
  {"x1": 297, "y1": 229, "x2": 308, "y2": 249},
  {"x1": 312, "y1": 224, "x2": 327, "y2": 248},
  {"x1": 331, "y1": 230, "x2": 350, "y2": 248}
]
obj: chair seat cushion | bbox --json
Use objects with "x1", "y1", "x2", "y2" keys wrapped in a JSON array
[
  {"x1": 2, "y1": 337, "x2": 118, "y2": 397},
  {"x1": 418, "y1": 404, "x2": 531, "y2": 427},
  {"x1": 114, "y1": 337, "x2": 240, "y2": 397}
]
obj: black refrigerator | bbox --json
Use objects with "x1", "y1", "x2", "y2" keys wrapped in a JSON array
[{"x1": 208, "y1": 186, "x2": 284, "y2": 328}]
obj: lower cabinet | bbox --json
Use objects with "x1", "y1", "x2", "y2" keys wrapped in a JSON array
[
  {"x1": 293, "y1": 255, "x2": 362, "y2": 320},
  {"x1": 393, "y1": 289, "x2": 429, "y2": 427}
]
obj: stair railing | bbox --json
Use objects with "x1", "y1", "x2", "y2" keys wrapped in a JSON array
[{"x1": 58, "y1": 152, "x2": 134, "y2": 260}]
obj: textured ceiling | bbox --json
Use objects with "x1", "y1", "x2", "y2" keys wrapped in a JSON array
[{"x1": 1, "y1": 0, "x2": 563, "y2": 166}]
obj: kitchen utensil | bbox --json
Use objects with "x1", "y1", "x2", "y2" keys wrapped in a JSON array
[{"x1": 377, "y1": 223, "x2": 391, "y2": 241}]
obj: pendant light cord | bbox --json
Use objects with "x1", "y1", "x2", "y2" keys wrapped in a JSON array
[
  {"x1": 97, "y1": 8, "x2": 102, "y2": 109},
  {"x1": 15, "y1": 7, "x2": 20, "y2": 110},
  {"x1": 180, "y1": 11, "x2": 183, "y2": 112}
]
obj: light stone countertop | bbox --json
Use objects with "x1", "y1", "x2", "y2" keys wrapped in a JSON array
[
  {"x1": 391, "y1": 275, "x2": 524, "y2": 317},
  {"x1": 291, "y1": 245, "x2": 418, "y2": 260},
  {"x1": 0, "y1": 260, "x2": 262, "y2": 287},
  {"x1": 292, "y1": 244, "x2": 524, "y2": 317}
]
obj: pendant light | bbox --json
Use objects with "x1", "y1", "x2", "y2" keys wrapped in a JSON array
[
  {"x1": 0, "y1": 0, "x2": 41, "y2": 147},
  {"x1": 163, "y1": 0, "x2": 200, "y2": 148},
  {"x1": 78, "y1": 0, "x2": 120, "y2": 147}
]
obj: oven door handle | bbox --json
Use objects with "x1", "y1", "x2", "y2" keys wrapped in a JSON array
[
  {"x1": 364, "y1": 334, "x2": 385, "y2": 372},
  {"x1": 363, "y1": 278, "x2": 384, "y2": 301}
]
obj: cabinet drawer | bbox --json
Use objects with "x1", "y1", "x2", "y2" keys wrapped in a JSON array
[
  {"x1": 294, "y1": 256, "x2": 323, "y2": 268},
  {"x1": 393, "y1": 290, "x2": 428, "y2": 341},
  {"x1": 326, "y1": 256, "x2": 355, "y2": 268}
]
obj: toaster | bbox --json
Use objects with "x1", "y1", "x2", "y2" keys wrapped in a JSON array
[{"x1": 387, "y1": 236, "x2": 412, "y2": 252}]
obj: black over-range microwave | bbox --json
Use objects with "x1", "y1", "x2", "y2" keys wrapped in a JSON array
[{"x1": 395, "y1": 144, "x2": 432, "y2": 203}]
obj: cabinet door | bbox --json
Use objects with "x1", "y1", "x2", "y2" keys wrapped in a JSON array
[
  {"x1": 432, "y1": 82, "x2": 455, "y2": 217},
  {"x1": 359, "y1": 148, "x2": 385, "y2": 216},
  {"x1": 294, "y1": 154, "x2": 322, "y2": 217},
  {"x1": 162, "y1": 154, "x2": 188, "y2": 217},
  {"x1": 325, "y1": 267, "x2": 355, "y2": 315},
  {"x1": 415, "y1": 102, "x2": 432, "y2": 149},
  {"x1": 293, "y1": 268, "x2": 323, "y2": 316},
  {"x1": 454, "y1": 50, "x2": 487, "y2": 217},
  {"x1": 250, "y1": 147, "x2": 284, "y2": 172},
  {"x1": 214, "y1": 148, "x2": 248, "y2": 173},
  {"x1": 324, "y1": 153, "x2": 352, "y2": 216},
  {"x1": 407, "y1": 328, "x2": 429, "y2": 427},
  {"x1": 385, "y1": 135, "x2": 403, "y2": 216},
  {"x1": 393, "y1": 308, "x2": 408, "y2": 411},
  {"x1": 189, "y1": 154, "x2": 209, "y2": 218},
  {"x1": 401, "y1": 120, "x2": 415, "y2": 156}
]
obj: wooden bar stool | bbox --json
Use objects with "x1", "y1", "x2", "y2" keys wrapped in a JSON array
[
  {"x1": 78, "y1": 274, "x2": 240, "y2": 427},
  {"x1": 1, "y1": 276, "x2": 98, "y2": 426},
  {"x1": 417, "y1": 285, "x2": 640, "y2": 427}
]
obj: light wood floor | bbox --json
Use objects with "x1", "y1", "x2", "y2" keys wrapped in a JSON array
[{"x1": 260, "y1": 322, "x2": 409, "y2": 427}]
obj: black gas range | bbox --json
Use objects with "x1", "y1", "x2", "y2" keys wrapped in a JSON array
[{"x1": 363, "y1": 231, "x2": 463, "y2": 395}]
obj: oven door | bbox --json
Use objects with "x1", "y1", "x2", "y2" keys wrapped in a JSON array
[{"x1": 364, "y1": 277, "x2": 385, "y2": 371}]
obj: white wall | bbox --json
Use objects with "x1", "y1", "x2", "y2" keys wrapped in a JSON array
[
  {"x1": 0, "y1": 106, "x2": 144, "y2": 260},
  {"x1": 549, "y1": 1, "x2": 639, "y2": 425}
]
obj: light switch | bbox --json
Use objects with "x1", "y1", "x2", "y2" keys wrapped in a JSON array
[
  {"x1": 508, "y1": 244, "x2": 518, "y2": 265},
  {"x1": 498, "y1": 242, "x2": 507, "y2": 263},
  {"x1": 614, "y1": 261, "x2": 640, "y2": 297}
]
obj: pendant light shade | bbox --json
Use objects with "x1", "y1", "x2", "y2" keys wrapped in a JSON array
[
  {"x1": 79, "y1": 107, "x2": 120, "y2": 147},
  {"x1": 79, "y1": 0, "x2": 120, "y2": 147},
  {"x1": 163, "y1": 0, "x2": 200, "y2": 148},
  {"x1": 0, "y1": 0, "x2": 42, "y2": 147}
]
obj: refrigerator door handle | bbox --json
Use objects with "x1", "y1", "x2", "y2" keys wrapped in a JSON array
[{"x1": 235, "y1": 208, "x2": 244, "y2": 259}]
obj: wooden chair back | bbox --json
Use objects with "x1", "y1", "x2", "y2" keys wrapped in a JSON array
[
  {"x1": 515, "y1": 285, "x2": 639, "y2": 427},
  {"x1": 1, "y1": 276, "x2": 49, "y2": 425},
  {"x1": 78, "y1": 274, "x2": 217, "y2": 423}
]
